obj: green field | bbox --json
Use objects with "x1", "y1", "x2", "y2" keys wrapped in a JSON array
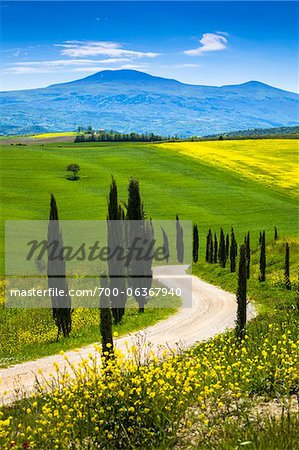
[
  {"x1": 0, "y1": 139, "x2": 298, "y2": 363},
  {"x1": 1, "y1": 138, "x2": 299, "y2": 449},
  {"x1": 1, "y1": 140, "x2": 298, "y2": 271}
]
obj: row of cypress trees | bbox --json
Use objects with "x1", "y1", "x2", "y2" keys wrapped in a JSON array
[{"x1": 204, "y1": 227, "x2": 238, "y2": 272}]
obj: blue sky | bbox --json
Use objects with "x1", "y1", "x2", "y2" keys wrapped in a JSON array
[{"x1": 1, "y1": 1, "x2": 298, "y2": 92}]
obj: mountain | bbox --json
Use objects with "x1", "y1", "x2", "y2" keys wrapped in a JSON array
[{"x1": 1, "y1": 70, "x2": 298, "y2": 136}]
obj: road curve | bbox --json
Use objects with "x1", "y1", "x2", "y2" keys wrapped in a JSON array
[{"x1": 0, "y1": 265, "x2": 255, "y2": 404}]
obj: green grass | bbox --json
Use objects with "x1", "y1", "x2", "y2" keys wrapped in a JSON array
[
  {"x1": 192, "y1": 237, "x2": 299, "y2": 316},
  {"x1": 0, "y1": 295, "x2": 180, "y2": 368},
  {"x1": 0, "y1": 140, "x2": 298, "y2": 273},
  {"x1": 0, "y1": 138, "x2": 298, "y2": 448},
  {"x1": 0, "y1": 139, "x2": 297, "y2": 365}
]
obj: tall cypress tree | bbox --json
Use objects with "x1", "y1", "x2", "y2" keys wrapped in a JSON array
[
  {"x1": 107, "y1": 176, "x2": 127, "y2": 324},
  {"x1": 229, "y1": 227, "x2": 237, "y2": 273},
  {"x1": 205, "y1": 230, "x2": 210, "y2": 262},
  {"x1": 176, "y1": 215, "x2": 184, "y2": 263},
  {"x1": 99, "y1": 275, "x2": 114, "y2": 358},
  {"x1": 274, "y1": 226, "x2": 278, "y2": 241},
  {"x1": 218, "y1": 228, "x2": 226, "y2": 268},
  {"x1": 245, "y1": 231, "x2": 250, "y2": 279},
  {"x1": 259, "y1": 230, "x2": 266, "y2": 282},
  {"x1": 229, "y1": 236, "x2": 236, "y2": 272},
  {"x1": 225, "y1": 233, "x2": 230, "y2": 259},
  {"x1": 236, "y1": 244, "x2": 247, "y2": 339},
  {"x1": 213, "y1": 233, "x2": 218, "y2": 264},
  {"x1": 285, "y1": 242, "x2": 291, "y2": 290},
  {"x1": 259, "y1": 231, "x2": 262, "y2": 246},
  {"x1": 193, "y1": 224, "x2": 199, "y2": 263},
  {"x1": 48, "y1": 194, "x2": 72, "y2": 339},
  {"x1": 127, "y1": 177, "x2": 143, "y2": 220},
  {"x1": 161, "y1": 227, "x2": 170, "y2": 263},
  {"x1": 206, "y1": 229, "x2": 213, "y2": 263},
  {"x1": 127, "y1": 178, "x2": 153, "y2": 313}
]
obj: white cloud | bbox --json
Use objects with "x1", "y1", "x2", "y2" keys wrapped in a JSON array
[
  {"x1": 184, "y1": 33, "x2": 228, "y2": 56},
  {"x1": 56, "y1": 40, "x2": 160, "y2": 59},
  {"x1": 71, "y1": 64, "x2": 148, "y2": 73},
  {"x1": 4, "y1": 58, "x2": 134, "y2": 74}
]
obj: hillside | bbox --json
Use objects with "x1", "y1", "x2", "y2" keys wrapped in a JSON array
[{"x1": 1, "y1": 70, "x2": 298, "y2": 136}]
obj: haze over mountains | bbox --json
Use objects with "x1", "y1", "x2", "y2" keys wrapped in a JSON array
[{"x1": 1, "y1": 70, "x2": 298, "y2": 136}]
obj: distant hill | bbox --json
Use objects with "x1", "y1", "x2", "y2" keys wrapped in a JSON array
[
  {"x1": 203, "y1": 126, "x2": 299, "y2": 140},
  {"x1": 1, "y1": 69, "x2": 298, "y2": 136}
]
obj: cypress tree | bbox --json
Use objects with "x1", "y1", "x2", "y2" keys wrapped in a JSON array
[
  {"x1": 193, "y1": 224, "x2": 199, "y2": 263},
  {"x1": 48, "y1": 194, "x2": 72, "y2": 339},
  {"x1": 236, "y1": 244, "x2": 247, "y2": 339},
  {"x1": 218, "y1": 228, "x2": 226, "y2": 268},
  {"x1": 225, "y1": 234, "x2": 230, "y2": 259},
  {"x1": 274, "y1": 226, "x2": 278, "y2": 241},
  {"x1": 127, "y1": 177, "x2": 142, "y2": 220},
  {"x1": 205, "y1": 230, "x2": 210, "y2": 262},
  {"x1": 161, "y1": 227, "x2": 170, "y2": 263},
  {"x1": 259, "y1": 230, "x2": 266, "y2": 282},
  {"x1": 126, "y1": 178, "x2": 153, "y2": 313},
  {"x1": 231, "y1": 227, "x2": 238, "y2": 257},
  {"x1": 176, "y1": 215, "x2": 184, "y2": 263},
  {"x1": 107, "y1": 176, "x2": 127, "y2": 324},
  {"x1": 229, "y1": 236, "x2": 236, "y2": 272},
  {"x1": 213, "y1": 233, "x2": 218, "y2": 264},
  {"x1": 259, "y1": 231, "x2": 262, "y2": 246},
  {"x1": 206, "y1": 229, "x2": 213, "y2": 263},
  {"x1": 285, "y1": 242, "x2": 291, "y2": 290},
  {"x1": 99, "y1": 275, "x2": 114, "y2": 358},
  {"x1": 245, "y1": 231, "x2": 250, "y2": 279}
]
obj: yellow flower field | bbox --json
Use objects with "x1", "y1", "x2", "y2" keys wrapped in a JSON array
[
  {"x1": 32, "y1": 132, "x2": 77, "y2": 139},
  {"x1": 158, "y1": 139, "x2": 299, "y2": 194}
]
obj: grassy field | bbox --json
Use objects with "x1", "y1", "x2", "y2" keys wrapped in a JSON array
[
  {"x1": 0, "y1": 290, "x2": 180, "y2": 367},
  {"x1": 0, "y1": 138, "x2": 298, "y2": 448},
  {"x1": 0, "y1": 139, "x2": 298, "y2": 271},
  {"x1": 158, "y1": 139, "x2": 299, "y2": 193},
  {"x1": 1, "y1": 235, "x2": 298, "y2": 449}
]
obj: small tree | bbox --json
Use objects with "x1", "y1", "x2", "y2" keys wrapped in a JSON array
[
  {"x1": 259, "y1": 230, "x2": 266, "y2": 282},
  {"x1": 236, "y1": 243, "x2": 247, "y2": 339},
  {"x1": 285, "y1": 243, "x2": 291, "y2": 290},
  {"x1": 274, "y1": 226, "x2": 278, "y2": 241},
  {"x1": 66, "y1": 163, "x2": 80, "y2": 180},
  {"x1": 193, "y1": 224, "x2": 199, "y2": 263}
]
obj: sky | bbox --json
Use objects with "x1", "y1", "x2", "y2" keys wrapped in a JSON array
[{"x1": 0, "y1": 1, "x2": 298, "y2": 92}]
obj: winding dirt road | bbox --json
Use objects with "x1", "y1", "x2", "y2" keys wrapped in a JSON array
[{"x1": 0, "y1": 266, "x2": 255, "y2": 404}]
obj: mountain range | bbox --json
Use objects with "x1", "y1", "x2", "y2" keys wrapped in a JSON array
[{"x1": 1, "y1": 70, "x2": 298, "y2": 136}]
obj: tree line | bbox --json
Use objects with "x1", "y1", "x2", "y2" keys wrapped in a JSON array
[
  {"x1": 192, "y1": 224, "x2": 294, "y2": 339},
  {"x1": 75, "y1": 129, "x2": 173, "y2": 143}
]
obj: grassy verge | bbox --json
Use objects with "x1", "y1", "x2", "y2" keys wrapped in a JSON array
[
  {"x1": 0, "y1": 239, "x2": 298, "y2": 449},
  {"x1": 0, "y1": 293, "x2": 180, "y2": 367},
  {"x1": 192, "y1": 236, "x2": 299, "y2": 315}
]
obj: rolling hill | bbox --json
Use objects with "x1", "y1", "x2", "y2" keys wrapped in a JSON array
[{"x1": 1, "y1": 70, "x2": 298, "y2": 136}]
